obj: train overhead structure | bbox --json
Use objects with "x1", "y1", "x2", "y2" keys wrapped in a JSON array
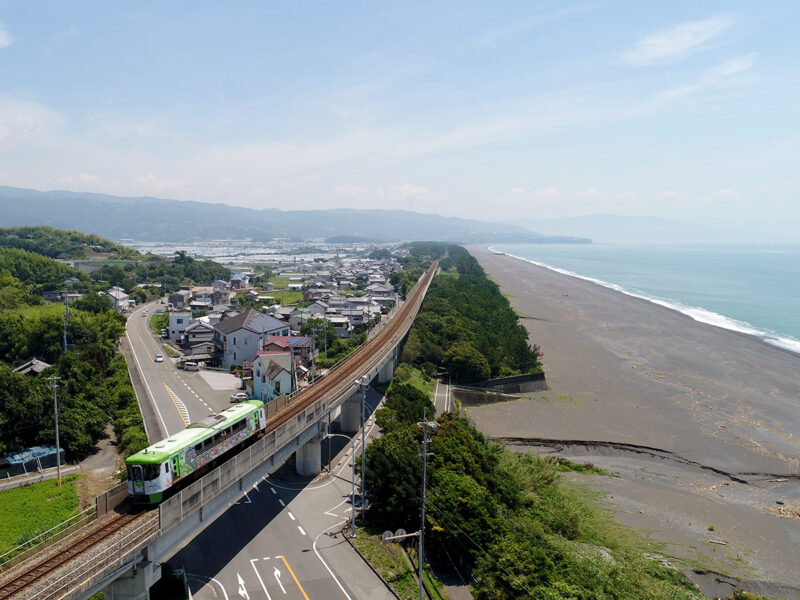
[{"x1": 0, "y1": 262, "x2": 437, "y2": 600}]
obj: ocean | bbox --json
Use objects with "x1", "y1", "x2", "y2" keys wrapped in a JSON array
[{"x1": 492, "y1": 243, "x2": 800, "y2": 355}]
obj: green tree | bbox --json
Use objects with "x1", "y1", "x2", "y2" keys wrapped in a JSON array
[
  {"x1": 446, "y1": 341, "x2": 490, "y2": 383},
  {"x1": 71, "y1": 293, "x2": 114, "y2": 314}
]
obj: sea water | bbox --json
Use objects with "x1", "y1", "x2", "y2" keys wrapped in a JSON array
[{"x1": 492, "y1": 243, "x2": 800, "y2": 355}]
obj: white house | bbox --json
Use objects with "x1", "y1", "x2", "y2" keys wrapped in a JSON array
[
  {"x1": 213, "y1": 309, "x2": 289, "y2": 369},
  {"x1": 106, "y1": 286, "x2": 130, "y2": 312},
  {"x1": 252, "y1": 351, "x2": 293, "y2": 402},
  {"x1": 168, "y1": 311, "x2": 192, "y2": 342}
]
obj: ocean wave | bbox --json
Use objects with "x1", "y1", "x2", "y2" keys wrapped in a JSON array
[{"x1": 489, "y1": 246, "x2": 800, "y2": 356}]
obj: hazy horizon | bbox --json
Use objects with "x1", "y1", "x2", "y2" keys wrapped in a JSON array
[{"x1": 1, "y1": 3, "x2": 799, "y2": 226}]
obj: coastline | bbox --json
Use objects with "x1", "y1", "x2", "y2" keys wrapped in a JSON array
[
  {"x1": 487, "y1": 245, "x2": 800, "y2": 356},
  {"x1": 466, "y1": 244, "x2": 800, "y2": 596}
]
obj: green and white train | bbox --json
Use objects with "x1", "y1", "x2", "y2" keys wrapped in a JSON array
[{"x1": 126, "y1": 400, "x2": 266, "y2": 503}]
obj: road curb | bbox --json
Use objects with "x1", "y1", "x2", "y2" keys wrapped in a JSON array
[{"x1": 341, "y1": 526, "x2": 402, "y2": 599}]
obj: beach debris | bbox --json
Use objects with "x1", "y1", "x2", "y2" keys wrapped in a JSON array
[
  {"x1": 707, "y1": 540, "x2": 728, "y2": 545},
  {"x1": 768, "y1": 478, "x2": 788, "y2": 482}
]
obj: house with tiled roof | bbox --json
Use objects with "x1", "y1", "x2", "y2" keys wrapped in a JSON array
[
  {"x1": 213, "y1": 309, "x2": 289, "y2": 368},
  {"x1": 252, "y1": 351, "x2": 293, "y2": 402}
]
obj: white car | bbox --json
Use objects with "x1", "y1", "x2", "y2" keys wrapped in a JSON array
[
  {"x1": 154, "y1": 353, "x2": 164, "y2": 363},
  {"x1": 230, "y1": 392, "x2": 249, "y2": 403}
]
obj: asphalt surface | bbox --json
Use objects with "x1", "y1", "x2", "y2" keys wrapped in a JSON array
[
  {"x1": 125, "y1": 302, "x2": 238, "y2": 439},
  {"x1": 171, "y1": 388, "x2": 394, "y2": 600}
]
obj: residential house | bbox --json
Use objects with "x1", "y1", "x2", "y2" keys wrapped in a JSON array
[
  {"x1": 12, "y1": 358, "x2": 51, "y2": 376},
  {"x1": 262, "y1": 335, "x2": 313, "y2": 361},
  {"x1": 168, "y1": 289, "x2": 192, "y2": 309},
  {"x1": 252, "y1": 351, "x2": 293, "y2": 402},
  {"x1": 328, "y1": 315, "x2": 352, "y2": 338},
  {"x1": 288, "y1": 308, "x2": 313, "y2": 331},
  {"x1": 168, "y1": 311, "x2": 192, "y2": 342},
  {"x1": 184, "y1": 319, "x2": 214, "y2": 346},
  {"x1": 230, "y1": 273, "x2": 250, "y2": 290},
  {"x1": 213, "y1": 309, "x2": 289, "y2": 369},
  {"x1": 106, "y1": 286, "x2": 130, "y2": 311},
  {"x1": 213, "y1": 280, "x2": 232, "y2": 305},
  {"x1": 307, "y1": 301, "x2": 328, "y2": 318}
]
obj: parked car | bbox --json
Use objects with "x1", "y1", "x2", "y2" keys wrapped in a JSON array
[
  {"x1": 230, "y1": 392, "x2": 249, "y2": 403},
  {"x1": 183, "y1": 361, "x2": 199, "y2": 372},
  {"x1": 154, "y1": 353, "x2": 164, "y2": 363}
]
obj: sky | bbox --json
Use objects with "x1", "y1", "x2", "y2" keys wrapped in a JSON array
[{"x1": 1, "y1": 1, "x2": 799, "y2": 223}]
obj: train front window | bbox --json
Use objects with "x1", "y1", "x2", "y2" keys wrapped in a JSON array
[{"x1": 141, "y1": 464, "x2": 160, "y2": 480}]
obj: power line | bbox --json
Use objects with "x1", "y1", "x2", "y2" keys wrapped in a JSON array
[{"x1": 425, "y1": 498, "x2": 536, "y2": 599}]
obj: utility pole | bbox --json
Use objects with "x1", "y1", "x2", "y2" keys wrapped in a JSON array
[
  {"x1": 49, "y1": 376, "x2": 62, "y2": 488},
  {"x1": 360, "y1": 376, "x2": 367, "y2": 525},
  {"x1": 418, "y1": 409, "x2": 434, "y2": 600}
]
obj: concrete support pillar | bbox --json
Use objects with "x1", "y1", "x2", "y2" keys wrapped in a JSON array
[
  {"x1": 340, "y1": 391, "x2": 361, "y2": 433},
  {"x1": 378, "y1": 348, "x2": 396, "y2": 383},
  {"x1": 296, "y1": 434, "x2": 322, "y2": 476},
  {"x1": 105, "y1": 561, "x2": 160, "y2": 600}
]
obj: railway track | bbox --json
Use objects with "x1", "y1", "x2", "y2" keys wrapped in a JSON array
[
  {"x1": 0, "y1": 262, "x2": 437, "y2": 599},
  {"x1": 0, "y1": 510, "x2": 155, "y2": 600}
]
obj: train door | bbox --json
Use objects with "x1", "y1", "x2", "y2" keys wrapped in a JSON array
[
  {"x1": 131, "y1": 465, "x2": 144, "y2": 494},
  {"x1": 258, "y1": 408, "x2": 266, "y2": 430}
]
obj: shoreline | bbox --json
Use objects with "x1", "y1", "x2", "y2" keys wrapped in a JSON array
[
  {"x1": 466, "y1": 244, "x2": 800, "y2": 597},
  {"x1": 487, "y1": 245, "x2": 800, "y2": 357}
]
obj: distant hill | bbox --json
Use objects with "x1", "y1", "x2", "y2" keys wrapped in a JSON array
[
  {"x1": 0, "y1": 226, "x2": 139, "y2": 260},
  {"x1": 0, "y1": 186, "x2": 589, "y2": 244}
]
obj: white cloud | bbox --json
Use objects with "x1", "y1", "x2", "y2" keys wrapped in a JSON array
[
  {"x1": 0, "y1": 22, "x2": 13, "y2": 48},
  {"x1": 624, "y1": 15, "x2": 734, "y2": 65},
  {"x1": 648, "y1": 53, "x2": 757, "y2": 108},
  {"x1": 56, "y1": 173, "x2": 102, "y2": 187}
]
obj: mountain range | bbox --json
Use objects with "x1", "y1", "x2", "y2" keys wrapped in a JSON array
[{"x1": 0, "y1": 186, "x2": 589, "y2": 244}]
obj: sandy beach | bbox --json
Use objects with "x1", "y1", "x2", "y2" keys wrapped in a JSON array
[{"x1": 466, "y1": 245, "x2": 800, "y2": 598}]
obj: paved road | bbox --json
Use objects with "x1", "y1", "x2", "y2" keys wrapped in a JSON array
[
  {"x1": 125, "y1": 302, "x2": 239, "y2": 439},
  {"x1": 433, "y1": 375, "x2": 452, "y2": 416},
  {"x1": 172, "y1": 388, "x2": 395, "y2": 600}
]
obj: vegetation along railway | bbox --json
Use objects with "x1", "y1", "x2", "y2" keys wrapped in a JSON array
[{"x1": 0, "y1": 261, "x2": 438, "y2": 599}]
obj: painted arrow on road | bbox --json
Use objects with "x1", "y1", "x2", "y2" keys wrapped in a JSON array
[
  {"x1": 237, "y1": 573, "x2": 250, "y2": 600},
  {"x1": 273, "y1": 566, "x2": 286, "y2": 594}
]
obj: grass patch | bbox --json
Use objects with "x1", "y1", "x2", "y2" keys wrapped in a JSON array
[
  {"x1": 10, "y1": 303, "x2": 65, "y2": 319},
  {"x1": 392, "y1": 364, "x2": 435, "y2": 398},
  {"x1": 351, "y1": 528, "x2": 423, "y2": 600},
  {"x1": 150, "y1": 312, "x2": 168, "y2": 335},
  {"x1": 0, "y1": 475, "x2": 84, "y2": 555},
  {"x1": 553, "y1": 457, "x2": 616, "y2": 476}
]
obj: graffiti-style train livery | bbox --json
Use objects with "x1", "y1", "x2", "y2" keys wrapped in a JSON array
[{"x1": 126, "y1": 400, "x2": 266, "y2": 503}]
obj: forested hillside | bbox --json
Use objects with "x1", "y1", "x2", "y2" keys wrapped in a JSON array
[
  {"x1": 0, "y1": 226, "x2": 138, "y2": 260},
  {"x1": 0, "y1": 269, "x2": 147, "y2": 459}
]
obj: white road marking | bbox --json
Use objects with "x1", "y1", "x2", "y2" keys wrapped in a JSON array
[
  {"x1": 164, "y1": 383, "x2": 191, "y2": 426},
  {"x1": 253, "y1": 482, "x2": 259, "y2": 492},
  {"x1": 263, "y1": 556, "x2": 270, "y2": 560},
  {"x1": 297, "y1": 526, "x2": 306, "y2": 536},
  {"x1": 249, "y1": 559, "x2": 272, "y2": 600},
  {"x1": 187, "y1": 573, "x2": 229, "y2": 600},
  {"x1": 278, "y1": 499, "x2": 285, "y2": 507},
  {"x1": 270, "y1": 487, "x2": 277, "y2": 494},
  {"x1": 287, "y1": 512, "x2": 295, "y2": 520},
  {"x1": 236, "y1": 573, "x2": 250, "y2": 600},
  {"x1": 325, "y1": 498, "x2": 349, "y2": 517},
  {"x1": 313, "y1": 521, "x2": 352, "y2": 600},
  {"x1": 273, "y1": 566, "x2": 286, "y2": 594}
]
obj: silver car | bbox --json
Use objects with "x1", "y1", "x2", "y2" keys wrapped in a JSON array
[{"x1": 230, "y1": 392, "x2": 249, "y2": 403}]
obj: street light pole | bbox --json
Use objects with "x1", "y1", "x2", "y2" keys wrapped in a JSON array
[
  {"x1": 49, "y1": 376, "x2": 62, "y2": 488},
  {"x1": 360, "y1": 375, "x2": 368, "y2": 525}
]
